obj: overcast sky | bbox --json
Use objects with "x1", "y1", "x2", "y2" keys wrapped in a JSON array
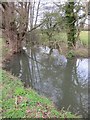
[
  {"x1": 1, "y1": 0, "x2": 90, "y2": 25},
  {"x1": 2, "y1": 0, "x2": 89, "y2": 3}
]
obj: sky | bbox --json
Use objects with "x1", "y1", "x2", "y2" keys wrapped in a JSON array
[
  {"x1": 34, "y1": 0, "x2": 89, "y2": 25},
  {"x1": 1, "y1": 0, "x2": 89, "y2": 25},
  {"x1": 1, "y1": 0, "x2": 90, "y2": 2}
]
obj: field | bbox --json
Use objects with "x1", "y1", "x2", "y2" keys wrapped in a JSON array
[
  {"x1": 80, "y1": 31, "x2": 88, "y2": 46},
  {"x1": 40, "y1": 31, "x2": 88, "y2": 46}
]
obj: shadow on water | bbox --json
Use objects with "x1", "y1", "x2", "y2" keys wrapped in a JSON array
[{"x1": 3, "y1": 46, "x2": 89, "y2": 118}]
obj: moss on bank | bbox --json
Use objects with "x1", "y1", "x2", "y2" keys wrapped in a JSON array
[{"x1": 0, "y1": 69, "x2": 79, "y2": 119}]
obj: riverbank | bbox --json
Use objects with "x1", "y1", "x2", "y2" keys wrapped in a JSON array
[
  {"x1": 0, "y1": 38, "x2": 80, "y2": 118},
  {"x1": 0, "y1": 30, "x2": 89, "y2": 63},
  {"x1": 39, "y1": 31, "x2": 89, "y2": 58},
  {"x1": 0, "y1": 35, "x2": 88, "y2": 118},
  {"x1": 0, "y1": 69, "x2": 79, "y2": 118}
]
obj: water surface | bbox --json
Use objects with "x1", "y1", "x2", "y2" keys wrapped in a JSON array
[{"x1": 4, "y1": 46, "x2": 89, "y2": 118}]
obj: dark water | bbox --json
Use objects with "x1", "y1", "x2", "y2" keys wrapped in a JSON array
[{"x1": 3, "y1": 46, "x2": 89, "y2": 118}]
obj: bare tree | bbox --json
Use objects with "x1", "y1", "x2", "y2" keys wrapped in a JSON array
[
  {"x1": 0, "y1": 0, "x2": 42, "y2": 54},
  {"x1": 0, "y1": 2, "x2": 30, "y2": 53}
]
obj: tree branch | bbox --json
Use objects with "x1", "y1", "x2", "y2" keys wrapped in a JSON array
[{"x1": 28, "y1": 20, "x2": 45, "y2": 33}]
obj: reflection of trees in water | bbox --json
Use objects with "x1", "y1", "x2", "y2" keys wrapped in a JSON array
[
  {"x1": 38, "y1": 58, "x2": 88, "y2": 118},
  {"x1": 20, "y1": 51, "x2": 32, "y2": 87},
  {"x1": 73, "y1": 60, "x2": 88, "y2": 118},
  {"x1": 3, "y1": 49, "x2": 88, "y2": 118},
  {"x1": 29, "y1": 49, "x2": 41, "y2": 89},
  {"x1": 39, "y1": 56, "x2": 64, "y2": 86},
  {"x1": 20, "y1": 50, "x2": 41, "y2": 88},
  {"x1": 61, "y1": 59, "x2": 88, "y2": 118},
  {"x1": 3, "y1": 49, "x2": 41, "y2": 88},
  {"x1": 61, "y1": 59, "x2": 77, "y2": 112}
]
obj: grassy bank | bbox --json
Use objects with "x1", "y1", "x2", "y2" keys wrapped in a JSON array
[
  {"x1": 0, "y1": 33, "x2": 82, "y2": 119},
  {"x1": 0, "y1": 69, "x2": 79, "y2": 118}
]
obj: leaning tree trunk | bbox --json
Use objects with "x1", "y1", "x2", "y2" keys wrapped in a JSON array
[
  {"x1": 2, "y1": 2, "x2": 22, "y2": 54},
  {"x1": 9, "y1": 28, "x2": 22, "y2": 53},
  {"x1": 1, "y1": 2, "x2": 31, "y2": 54}
]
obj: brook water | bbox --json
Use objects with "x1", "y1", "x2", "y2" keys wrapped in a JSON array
[{"x1": 4, "y1": 46, "x2": 89, "y2": 118}]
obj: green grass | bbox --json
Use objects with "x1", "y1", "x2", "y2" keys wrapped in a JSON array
[
  {"x1": 80, "y1": 31, "x2": 88, "y2": 46},
  {"x1": 0, "y1": 69, "x2": 79, "y2": 118},
  {"x1": 40, "y1": 31, "x2": 88, "y2": 45},
  {"x1": 53, "y1": 32, "x2": 67, "y2": 42},
  {"x1": 39, "y1": 32, "x2": 67, "y2": 44}
]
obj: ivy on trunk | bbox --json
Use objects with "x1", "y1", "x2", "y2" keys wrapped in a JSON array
[{"x1": 65, "y1": 2, "x2": 76, "y2": 49}]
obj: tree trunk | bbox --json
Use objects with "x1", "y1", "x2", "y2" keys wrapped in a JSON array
[
  {"x1": 65, "y1": 2, "x2": 76, "y2": 49},
  {"x1": 1, "y1": 2, "x2": 28, "y2": 54}
]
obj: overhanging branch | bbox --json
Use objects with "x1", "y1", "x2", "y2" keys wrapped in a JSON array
[{"x1": 28, "y1": 20, "x2": 46, "y2": 33}]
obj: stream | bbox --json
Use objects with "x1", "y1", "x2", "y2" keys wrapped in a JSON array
[{"x1": 3, "y1": 46, "x2": 89, "y2": 118}]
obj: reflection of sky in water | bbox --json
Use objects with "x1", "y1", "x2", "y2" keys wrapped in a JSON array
[
  {"x1": 4, "y1": 48, "x2": 89, "y2": 118},
  {"x1": 76, "y1": 59, "x2": 88, "y2": 80},
  {"x1": 39, "y1": 46, "x2": 50, "y2": 54}
]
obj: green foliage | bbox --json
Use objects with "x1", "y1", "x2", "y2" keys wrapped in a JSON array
[
  {"x1": 4, "y1": 109, "x2": 26, "y2": 118},
  {"x1": 40, "y1": 30, "x2": 88, "y2": 44},
  {"x1": 14, "y1": 87, "x2": 26, "y2": 96},
  {"x1": 40, "y1": 11, "x2": 64, "y2": 41},
  {"x1": 57, "y1": 1, "x2": 87, "y2": 48},
  {"x1": 40, "y1": 1, "x2": 87, "y2": 50},
  {"x1": 67, "y1": 50, "x2": 75, "y2": 59},
  {"x1": 0, "y1": 69, "x2": 79, "y2": 118}
]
